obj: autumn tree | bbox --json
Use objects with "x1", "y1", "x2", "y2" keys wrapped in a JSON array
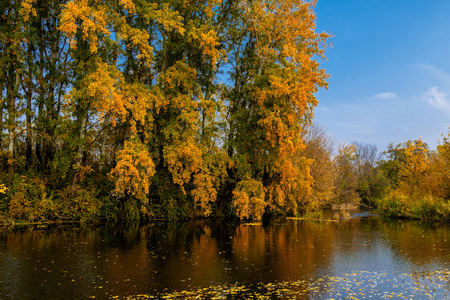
[
  {"x1": 333, "y1": 144, "x2": 360, "y2": 205},
  {"x1": 379, "y1": 139, "x2": 429, "y2": 195},
  {"x1": 222, "y1": 0, "x2": 329, "y2": 219},
  {"x1": 296, "y1": 125, "x2": 335, "y2": 211},
  {"x1": 376, "y1": 138, "x2": 450, "y2": 221}
]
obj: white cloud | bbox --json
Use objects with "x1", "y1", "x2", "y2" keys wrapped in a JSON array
[
  {"x1": 420, "y1": 64, "x2": 450, "y2": 85},
  {"x1": 423, "y1": 86, "x2": 450, "y2": 113},
  {"x1": 373, "y1": 92, "x2": 398, "y2": 100}
]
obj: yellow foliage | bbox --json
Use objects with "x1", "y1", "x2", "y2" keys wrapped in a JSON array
[
  {"x1": 228, "y1": 0, "x2": 329, "y2": 218},
  {"x1": 26, "y1": 0, "x2": 329, "y2": 221},
  {"x1": 188, "y1": 26, "x2": 220, "y2": 67},
  {"x1": 242, "y1": 0, "x2": 329, "y2": 108},
  {"x1": 86, "y1": 63, "x2": 127, "y2": 122},
  {"x1": 20, "y1": 0, "x2": 37, "y2": 22},
  {"x1": 233, "y1": 179, "x2": 266, "y2": 220},
  {"x1": 110, "y1": 137, "x2": 155, "y2": 202},
  {"x1": 60, "y1": 0, "x2": 157, "y2": 66},
  {"x1": 397, "y1": 139, "x2": 429, "y2": 193},
  {"x1": 297, "y1": 125, "x2": 336, "y2": 210},
  {"x1": 164, "y1": 142, "x2": 202, "y2": 192},
  {"x1": 0, "y1": 182, "x2": 8, "y2": 194},
  {"x1": 192, "y1": 172, "x2": 217, "y2": 216},
  {"x1": 59, "y1": 0, "x2": 110, "y2": 53}
]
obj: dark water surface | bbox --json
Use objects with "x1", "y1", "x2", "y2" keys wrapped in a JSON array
[{"x1": 1, "y1": 211, "x2": 450, "y2": 299}]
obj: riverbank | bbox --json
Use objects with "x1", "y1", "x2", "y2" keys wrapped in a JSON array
[{"x1": 375, "y1": 190, "x2": 450, "y2": 222}]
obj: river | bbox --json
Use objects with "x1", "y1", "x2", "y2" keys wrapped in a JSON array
[{"x1": 0, "y1": 210, "x2": 449, "y2": 299}]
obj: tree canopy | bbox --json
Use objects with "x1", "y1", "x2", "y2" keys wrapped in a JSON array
[{"x1": 0, "y1": 0, "x2": 329, "y2": 221}]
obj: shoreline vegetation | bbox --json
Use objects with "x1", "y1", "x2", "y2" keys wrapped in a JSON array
[
  {"x1": 0, "y1": 1, "x2": 449, "y2": 226},
  {"x1": 2, "y1": 134, "x2": 450, "y2": 225}
]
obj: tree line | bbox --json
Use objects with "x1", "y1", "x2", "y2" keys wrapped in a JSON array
[
  {"x1": 300, "y1": 127, "x2": 450, "y2": 222},
  {"x1": 0, "y1": 0, "x2": 448, "y2": 224},
  {"x1": 0, "y1": 0, "x2": 330, "y2": 222}
]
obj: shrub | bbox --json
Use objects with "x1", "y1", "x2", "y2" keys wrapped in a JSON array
[
  {"x1": 375, "y1": 189, "x2": 409, "y2": 218},
  {"x1": 376, "y1": 189, "x2": 450, "y2": 221},
  {"x1": 410, "y1": 195, "x2": 450, "y2": 222},
  {"x1": 59, "y1": 186, "x2": 101, "y2": 223},
  {"x1": 302, "y1": 209, "x2": 323, "y2": 220},
  {"x1": 8, "y1": 175, "x2": 56, "y2": 222}
]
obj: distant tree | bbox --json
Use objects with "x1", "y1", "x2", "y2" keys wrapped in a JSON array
[
  {"x1": 379, "y1": 139, "x2": 429, "y2": 195},
  {"x1": 333, "y1": 144, "x2": 360, "y2": 205},
  {"x1": 296, "y1": 125, "x2": 335, "y2": 211},
  {"x1": 352, "y1": 142, "x2": 386, "y2": 205}
]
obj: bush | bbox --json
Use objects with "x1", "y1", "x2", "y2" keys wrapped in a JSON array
[
  {"x1": 59, "y1": 186, "x2": 101, "y2": 223},
  {"x1": 301, "y1": 209, "x2": 323, "y2": 220},
  {"x1": 410, "y1": 195, "x2": 450, "y2": 222},
  {"x1": 375, "y1": 189, "x2": 409, "y2": 218},
  {"x1": 376, "y1": 189, "x2": 450, "y2": 221},
  {"x1": 8, "y1": 175, "x2": 57, "y2": 222}
]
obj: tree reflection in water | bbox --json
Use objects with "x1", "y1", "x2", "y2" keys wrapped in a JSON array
[{"x1": 0, "y1": 214, "x2": 449, "y2": 299}]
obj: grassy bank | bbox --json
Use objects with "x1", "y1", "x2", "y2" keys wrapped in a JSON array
[{"x1": 375, "y1": 190, "x2": 450, "y2": 222}]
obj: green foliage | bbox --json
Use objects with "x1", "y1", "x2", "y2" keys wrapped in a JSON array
[
  {"x1": 375, "y1": 189, "x2": 408, "y2": 218},
  {"x1": 59, "y1": 186, "x2": 101, "y2": 223},
  {"x1": 301, "y1": 209, "x2": 323, "y2": 220},
  {"x1": 148, "y1": 168, "x2": 190, "y2": 220},
  {"x1": 379, "y1": 140, "x2": 429, "y2": 191},
  {"x1": 376, "y1": 189, "x2": 450, "y2": 222},
  {"x1": 8, "y1": 175, "x2": 56, "y2": 222},
  {"x1": 99, "y1": 196, "x2": 120, "y2": 222}
]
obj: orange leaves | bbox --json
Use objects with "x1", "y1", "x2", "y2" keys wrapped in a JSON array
[
  {"x1": 119, "y1": 24, "x2": 154, "y2": 66},
  {"x1": 192, "y1": 172, "x2": 217, "y2": 216},
  {"x1": 241, "y1": 0, "x2": 329, "y2": 67},
  {"x1": 60, "y1": 0, "x2": 155, "y2": 66},
  {"x1": 164, "y1": 141, "x2": 202, "y2": 191},
  {"x1": 55, "y1": 0, "x2": 329, "y2": 220},
  {"x1": 232, "y1": 179, "x2": 266, "y2": 220},
  {"x1": 69, "y1": 62, "x2": 156, "y2": 132},
  {"x1": 59, "y1": 0, "x2": 110, "y2": 52},
  {"x1": 86, "y1": 63, "x2": 127, "y2": 123},
  {"x1": 257, "y1": 112, "x2": 298, "y2": 157},
  {"x1": 19, "y1": 0, "x2": 37, "y2": 22},
  {"x1": 188, "y1": 26, "x2": 220, "y2": 67},
  {"x1": 119, "y1": 0, "x2": 136, "y2": 14},
  {"x1": 110, "y1": 137, "x2": 155, "y2": 202}
]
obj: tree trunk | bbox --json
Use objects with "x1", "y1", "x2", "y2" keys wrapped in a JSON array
[
  {"x1": 99, "y1": 113, "x2": 110, "y2": 172},
  {"x1": 0, "y1": 80, "x2": 4, "y2": 174},
  {"x1": 7, "y1": 68, "x2": 19, "y2": 178},
  {"x1": 25, "y1": 44, "x2": 34, "y2": 168},
  {"x1": 76, "y1": 111, "x2": 88, "y2": 166}
]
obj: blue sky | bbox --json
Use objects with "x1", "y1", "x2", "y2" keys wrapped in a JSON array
[{"x1": 313, "y1": 0, "x2": 450, "y2": 152}]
